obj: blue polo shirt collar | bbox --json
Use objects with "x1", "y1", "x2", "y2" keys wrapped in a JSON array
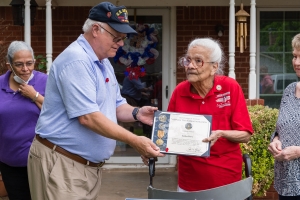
[{"x1": 76, "y1": 34, "x2": 103, "y2": 64}]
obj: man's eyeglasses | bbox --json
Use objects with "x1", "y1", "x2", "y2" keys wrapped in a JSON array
[
  {"x1": 179, "y1": 57, "x2": 215, "y2": 68},
  {"x1": 97, "y1": 23, "x2": 127, "y2": 43},
  {"x1": 13, "y1": 61, "x2": 35, "y2": 68}
]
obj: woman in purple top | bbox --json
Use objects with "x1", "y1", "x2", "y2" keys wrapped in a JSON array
[{"x1": 0, "y1": 41, "x2": 47, "y2": 200}]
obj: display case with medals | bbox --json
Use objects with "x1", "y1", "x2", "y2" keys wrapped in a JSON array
[{"x1": 151, "y1": 111, "x2": 212, "y2": 157}]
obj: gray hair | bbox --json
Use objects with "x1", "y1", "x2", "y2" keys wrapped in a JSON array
[
  {"x1": 82, "y1": 18, "x2": 105, "y2": 34},
  {"x1": 292, "y1": 33, "x2": 300, "y2": 50},
  {"x1": 183, "y1": 38, "x2": 225, "y2": 75},
  {"x1": 6, "y1": 41, "x2": 34, "y2": 65}
]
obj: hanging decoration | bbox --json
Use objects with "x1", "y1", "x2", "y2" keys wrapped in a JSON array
[
  {"x1": 124, "y1": 66, "x2": 146, "y2": 80},
  {"x1": 114, "y1": 23, "x2": 160, "y2": 80},
  {"x1": 235, "y1": 3, "x2": 250, "y2": 53}
]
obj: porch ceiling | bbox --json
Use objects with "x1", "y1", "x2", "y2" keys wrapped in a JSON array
[{"x1": 1, "y1": 0, "x2": 300, "y2": 7}]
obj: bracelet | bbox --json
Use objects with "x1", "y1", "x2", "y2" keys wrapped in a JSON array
[{"x1": 32, "y1": 92, "x2": 39, "y2": 102}]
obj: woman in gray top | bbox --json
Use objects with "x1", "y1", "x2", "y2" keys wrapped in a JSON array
[{"x1": 268, "y1": 33, "x2": 300, "y2": 200}]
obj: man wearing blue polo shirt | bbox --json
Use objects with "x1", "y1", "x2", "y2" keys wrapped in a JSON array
[{"x1": 27, "y1": 2, "x2": 164, "y2": 200}]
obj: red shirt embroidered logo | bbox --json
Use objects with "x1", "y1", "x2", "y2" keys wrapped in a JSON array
[{"x1": 216, "y1": 92, "x2": 231, "y2": 108}]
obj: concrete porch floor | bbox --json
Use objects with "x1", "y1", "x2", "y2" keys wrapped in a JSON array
[
  {"x1": 0, "y1": 167, "x2": 178, "y2": 200},
  {"x1": 98, "y1": 167, "x2": 178, "y2": 200}
]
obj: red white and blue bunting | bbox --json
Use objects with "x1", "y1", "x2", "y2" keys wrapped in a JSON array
[{"x1": 114, "y1": 23, "x2": 159, "y2": 79}]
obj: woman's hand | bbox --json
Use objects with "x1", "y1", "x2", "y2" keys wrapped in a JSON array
[
  {"x1": 18, "y1": 83, "x2": 44, "y2": 109},
  {"x1": 203, "y1": 130, "x2": 251, "y2": 147},
  {"x1": 273, "y1": 146, "x2": 300, "y2": 161},
  {"x1": 202, "y1": 130, "x2": 223, "y2": 147},
  {"x1": 268, "y1": 136, "x2": 282, "y2": 157},
  {"x1": 268, "y1": 136, "x2": 300, "y2": 161},
  {"x1": 19, "y1": 83, "x2": 36, "y2": 100}
]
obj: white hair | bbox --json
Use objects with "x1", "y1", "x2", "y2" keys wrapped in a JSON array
[
  {"x1": 185, "y1": 38, "x2": 225, "y2": 75},
  {"x1": 6, "y1": 41, "x2": 34, "y2": 65},
  {"x1": 82, "y1": 18, "x2": 105, "y2": 34}
]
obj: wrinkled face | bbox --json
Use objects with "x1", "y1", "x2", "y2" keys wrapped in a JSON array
[
  {"x1": 184, "y1": 46, "x2": 218, "y2": 83},
  {"x1": 9, "y1": 50, "x2": 34, "y2": 82},
  {"x1": 292, "y1": 48, "x2": 300, "y2": 78},
  {"x1": 92, "y1": 23, "x2": 127, "y2": 60}
]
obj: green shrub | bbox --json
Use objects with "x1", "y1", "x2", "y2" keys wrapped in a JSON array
[
  {"x1": 240, "y1": 105, "x2": 279, "y2": 196},
  {"x1": 35, "y1": 54, "x2": 48, "y2": 72}
]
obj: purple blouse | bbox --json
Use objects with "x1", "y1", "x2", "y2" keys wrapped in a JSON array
[{"x1": 0, "y1": 70, "x2": 47, "y2": 167}]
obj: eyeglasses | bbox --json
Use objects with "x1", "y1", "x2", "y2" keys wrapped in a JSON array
[
  {"x1": 97, "y1": 23, "x2": 127, "y2": 43},
  {"x1": 179, "y1": 57, "x2": 215, "y2": 68},
  {"x1": 13, "y1": 61, "x2": 35, "y2": 68}
]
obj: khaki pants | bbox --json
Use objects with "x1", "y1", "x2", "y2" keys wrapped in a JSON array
[{"x1": 28, "y1": 138, "x2": 102, "y2": 200}]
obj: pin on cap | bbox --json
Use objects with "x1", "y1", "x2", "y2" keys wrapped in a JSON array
[{"x1": 88, "y1": 2, "x2": 137, "y2": 34}]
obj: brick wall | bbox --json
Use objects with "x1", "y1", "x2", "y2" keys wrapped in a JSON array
[
  {"x1": 30, "y1": 6, "x2": 90, "y2": 57},
  {"x1": 0, "y1": 7, "x2": 22, "y2": 42},
  {"x1": 1, "y1": 5, "x2": 253, "y2": 96},
  {"x1": 253, "y1": 184, "x2": 279, "y2": 200},
  {"x1": 0, "y1": 6, "x2": 89, "y2": 62},
  {"x1": 176, "y1": 6, "x2": 251, "y2": 97}
]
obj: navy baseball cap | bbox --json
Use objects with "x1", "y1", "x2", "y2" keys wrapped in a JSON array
[{"x1": 88, "y1": 2, "x2": 137, "y2": 34}]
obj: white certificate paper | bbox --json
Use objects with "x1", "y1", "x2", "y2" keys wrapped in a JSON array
[{"x1": 151, "y1": 111, "x2": 212, "y2": 157}]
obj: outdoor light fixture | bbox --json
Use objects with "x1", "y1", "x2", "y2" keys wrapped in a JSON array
[
  {"x1": 235, "y1": 3, "x2": 250, "y2": 53},
  {"x1": 9, "y1": 0, "x2": 38, "y2": 26},
  {"x1": 215, "y1": 24, "x2": 224, "y2": 37}
]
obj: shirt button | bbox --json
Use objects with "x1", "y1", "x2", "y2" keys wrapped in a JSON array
[{"x1": 202, "y1": 101, "x2": 205, "y2": 104}]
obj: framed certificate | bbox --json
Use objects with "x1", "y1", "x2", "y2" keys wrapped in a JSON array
[{"x1": 151, "y1": 111, "x2": 212, "y2": 157}]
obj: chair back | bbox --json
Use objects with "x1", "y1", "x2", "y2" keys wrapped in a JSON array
[
  {"x1": 147, "y1": 154, "x2": 253, "y2": 200},
  {"x1": 148, "y1": 177, "x2": 252, "y2": 200}
]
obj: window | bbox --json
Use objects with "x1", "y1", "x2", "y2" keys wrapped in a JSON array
[{"x1": 259, "y1": 10, "x2": 300, "y2": 108}]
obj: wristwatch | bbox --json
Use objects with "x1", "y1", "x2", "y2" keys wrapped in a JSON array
[{"x1": 132, "y1": 107, "x2": 140, "y2": 121}]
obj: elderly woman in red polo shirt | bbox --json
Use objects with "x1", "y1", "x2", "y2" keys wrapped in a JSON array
[{"x1": 168, "y1": 38, "x2": 253, "y2": 191}]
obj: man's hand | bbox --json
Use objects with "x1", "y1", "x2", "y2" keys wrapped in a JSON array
[
  {"x1": 141, "y1": 155, "x2": 149, "y2": 165},
  {"x1": 130, "y1": 136, "x2": 164, "y2": 160},
  {"x1": 136, "y1": 106, "x2": 158, "y2": 126}
]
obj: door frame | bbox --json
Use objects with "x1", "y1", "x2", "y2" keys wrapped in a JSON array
[{"x1": 107, "y1": 8, "x2": 173, "y2": 164}]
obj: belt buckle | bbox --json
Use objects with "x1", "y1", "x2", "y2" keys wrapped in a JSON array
[{"x1": 97, "y1": 161, "x2": 105, "y2": 168}]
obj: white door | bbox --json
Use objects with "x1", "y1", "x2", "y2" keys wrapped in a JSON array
[{"x1": 107, "y1": 8, "x2": 170, "y2": 164}]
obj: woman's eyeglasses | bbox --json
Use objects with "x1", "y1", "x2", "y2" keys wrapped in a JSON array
[
  {"x1": 179, "y1": 57, "x2": 215, "y2": 68},
  {"x1": 97, "y1": 23, "x2": 127, "y2": 43},
  {"x1": 13, "y1": 61, "x2": 35, "y2": 68}
]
